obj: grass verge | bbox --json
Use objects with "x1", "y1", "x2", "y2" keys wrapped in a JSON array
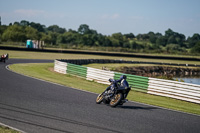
[
  {"x1": 9, "y1": 63, "x2": 200, "y2": 115},
  {"x1": 0, "y1": 125, "x2": 20, "y2": 133}
]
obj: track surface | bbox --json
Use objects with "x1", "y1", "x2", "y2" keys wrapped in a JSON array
[{"x1": 0, "y1": 59, "x2": 199, "y2": 133}]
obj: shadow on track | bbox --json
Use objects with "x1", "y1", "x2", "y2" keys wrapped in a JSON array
[{"x1": 117, "y1": 105, "x2": 157, "y2": 110}]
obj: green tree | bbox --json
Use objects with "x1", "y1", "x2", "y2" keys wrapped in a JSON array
[
  {"x1": 80, "y1": 34, "x2": 95, "y2": 46},
  {"x1": 49, "y1": 32, "x2": 58, "y2": 45},
  {"x1": 29, "y1": 22, "x2": 45, "y2": 32},
  {"x1": 156, "y1": 36, "x2": 167, "y2": 46},
  {"x1": 20, "y1": 20, "x2": 30, "y2": 26},
  {"x1": 40, "y1": 33, "x2": 52, "y2": 44},
  {"x1": 0, "y1": 25, "x2": 7, "y2": 36},
  {"x1": 167, "y1": 36, "x2": 176, "y2": 44},
  {"x1": 2, "y1": 25, "x2": 26, "y2": 42},
  {"x1": 67, "y1": 32, "x2": 80, "y2": 44},
  {"x1": 78, "y1": 24, "x2": 90, "y2": 34},
  {"x1": 187, "y1": 33, "x2": 200, "y2": 48},
  {"x1": 0, "y1": 25, "x2": 7, "y2": 43},
  {"x1": 47, "y1": 25, "x2": 66, "y2": 34},
  {"x1": 101, "y1": 35, "x2": 112, "y2": 47},
  {"x1": 57, "y1": 34, "x2": 66, "y2": 44},
  {"x1": 123, "y1": 41, "x2": 131, "y2": 48},
  {"x1": 111, "y1": 32, "x2": 125, "y2": 47},
  {"x1": 124, "y1": 33, "x2": 135, "y2": 39},
  {"x1": 78, "y1": 24, "x2": 97, "y2": 35},
  {"x1": 57, "y1": 31, "x2": 79, "y2": 44},
  {"x1": 165, "y1": 29, "x2": 186, "y2": 47},
  {"x1": 13, "y1": 22, "x2": 20, "y2": 25},
  {"x1": 190, "y1": 41, "x2": 200, "y2": 54},
  {"x1": 25, "y1": 26, "x2": 39, "y2": 40},
  {"x1": 166, "y1": 44, "x2": 180, "y2": 53},
  {"x1": 148, "y1": 32, "x2": 157, "y2": 43},
  {"x1": 130, "y1": 41, "x2": 143, "y2": 51}
]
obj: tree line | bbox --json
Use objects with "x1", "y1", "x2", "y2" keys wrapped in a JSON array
[{"x1": 0, "y1": 20, "x2": 200, "y2": 55}]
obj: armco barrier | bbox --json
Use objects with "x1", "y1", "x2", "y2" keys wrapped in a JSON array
[{"x1": 54, "y1": 59, "x2": 200, "y2": 104}]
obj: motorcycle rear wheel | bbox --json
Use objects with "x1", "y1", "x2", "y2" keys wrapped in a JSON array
[
  {"x1": 109, "y1": 93, "x2": 123, "y2": 107},
  {"x1": 96, "y1": 94, "x2": 104, "y2": 104}
]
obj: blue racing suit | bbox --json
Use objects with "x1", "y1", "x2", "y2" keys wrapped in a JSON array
[{"x1": 106, "y1": 76, "x2": 129, "y2": 91}]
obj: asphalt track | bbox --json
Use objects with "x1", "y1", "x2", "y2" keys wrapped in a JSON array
[{"x1": 0, "y1": 59, "x2": 199, "y2": 133}]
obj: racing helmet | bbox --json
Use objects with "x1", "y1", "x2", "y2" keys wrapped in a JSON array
[
  {"x1": 109, "y1": 78, "x2": 113, "y2": 82},
  {"x1": 120, "y1": 75, "x2": 127, "y2": 80}
]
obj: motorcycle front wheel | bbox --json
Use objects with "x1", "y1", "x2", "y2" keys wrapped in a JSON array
[
  {"x1": 96, "y1": 94, "x2": 104, "y2": 104},
  {"x1": 109, "y1": 93, "x2": 123, "y2": 107}
]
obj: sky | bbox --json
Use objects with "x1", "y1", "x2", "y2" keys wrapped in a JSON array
[{"x1": 0, "y1": 0, "x2": 200, "y2": 37}]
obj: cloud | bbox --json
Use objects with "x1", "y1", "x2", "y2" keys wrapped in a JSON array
[
  {"x1": 101, "y1": 13, "x2": 120, "y2": 20},
  {"x1": 0, "y1": 9, "x2": 68, "y2": 26},
  {"x1": 14, "y1": 9, "x2": 45, "y2": 17},
  {"x1": 12, "y1": 9, "x2": 66, "y2": 20},
  {"x1": 111, "y1": 14, "x2": 120, "y2": 19}
]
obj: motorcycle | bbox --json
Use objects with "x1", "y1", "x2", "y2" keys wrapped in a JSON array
[
  {"x1": 96, "y1": 79, "x2": 131, "y2": 107},
  {"x1": 0, "y1": 54, "x2": 8, "y2": 63}
]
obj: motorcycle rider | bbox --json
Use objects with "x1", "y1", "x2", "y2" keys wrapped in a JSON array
[
  {"x1": 117, "y1": 75, "x2": 129, "y2": 89},
  {"x1": 106, "y1": 75, "x2": 129, "y2": 95},
  {"x1": 117, "y1": 75, "x2": 130, "y2": 99},
  {"x1": 96, "y1": 75, "x2": 131, "y2": 106}
]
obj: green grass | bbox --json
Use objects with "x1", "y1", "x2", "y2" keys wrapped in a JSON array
[
  {"x1": 9, "y1": 63, "x2": 200, "y2": 115},
  {"x1": 9, "y1": 63, "x2": 107, "y2": 94},
  {"x1": 0, "y1": 125, "x2": 20, "y2": 133}
]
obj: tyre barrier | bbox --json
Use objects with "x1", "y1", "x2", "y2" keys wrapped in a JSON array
[
  {"x1": 58, "y1": 59, "x2": 200, "y2": 67},
  {"x1": 54, "y1": 59, "x2": 200, "y2": 104}
]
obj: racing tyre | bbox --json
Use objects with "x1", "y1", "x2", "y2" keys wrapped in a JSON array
[
  {"x1": 96, "y1": 94, "x2": 104, "y2": 104},
  {"x1": 109, "y1": 93, "x2": 123, "y2": 107}
]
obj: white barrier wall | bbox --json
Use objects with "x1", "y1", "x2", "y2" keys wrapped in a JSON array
[
  {"x1": 54, "y1": 60, "x2": 200, "y2": 104},
  {"x1": 148, "y1": 78, "x2": 200, "y2": 104},
  {"x1": 86, "y1": 67, "x2": 114, "y2": 85},
  {"x1": 54, "y1": 60, "x2": 67, "y2": 74}
]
